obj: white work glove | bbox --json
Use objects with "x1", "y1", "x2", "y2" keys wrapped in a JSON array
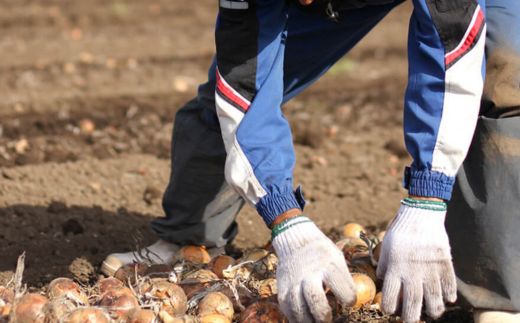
[
  {"x1": 272, "y1": 216, "x2": 356, "y2": 323},
  {"x1": 377, "y1": 198, "x2": 457, "y2": 323}
]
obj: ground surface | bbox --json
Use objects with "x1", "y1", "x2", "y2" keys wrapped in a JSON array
[{"x1": 0, "y1": 1, "x2": 472, "y2": 322}]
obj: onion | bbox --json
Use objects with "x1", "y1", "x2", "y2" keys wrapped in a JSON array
[
  {"x1": 64, "y1": 307, "x2": 111, "y2": 323},
  {"x1": 350, "y1": 256, "x2": 377, "y2": 283},
  {"x1": 0, "y1": 286, "x2": 14, "y2": 304},
  {"x1": 197, "y1": 292, "x2": 234, "y2": 320},
  {"x1": 1, "y1": 304, "x2": 12, "y2": 317},
  {"x1": 48, "y1": 277, "x2": 88, "y2": 304},
  {"x1": 96, "y1": 277, "x2": 124, "y2": 295},
  {"x1": 351, "y1": 273, "x2": 376, "y2": 309},
  {"x1": 336, "y1": 237, "x2": 369, "y2": 261},
  {"x1": 239, "y1": 302, "x2": 288, "y2": 323},
  {"x1": 342, "y1": 223, "x2": 365, "y2": 239},
  {"x1": 219, "y1": 284, "x2": 255, "y2": 312},
  {"x1": 208, "y1": 255, "x2": 235, "y2": 279},
  {"x1": 179, "y1": 246, "x2": 211, "y2": 264},
  {"x1": 12, "y1": 293, "x2": 48, "y2": 323},
  {"x1": 114, "y1": 263, "x2": 148, "y2": 284},
  {"x1": 373, "y1": 291, "x2": 383, "y2": 310},
  {"x1": 98, "y1": 287, "x2": 139, "y2": 320},
  {"x1": 200, "y1": 314, "x2": 231, "y2": 323},
  {"x1": 144, "y1": 264, "x2": 174, "y2": 280},
  {"x1": 181, "y1": 270, "x2": 218, "y2": 299},
  {"x1": 159, "y1": 311, "x2": 197, "y2": 323},
  {"x1": 144, "y1": 280, "x2": 187, "y2": 316},
  {"x1": 240, "y1": 249, "x2": 269, "y2": 263},
  {"x1": 129, "y1": 309, "x2": 156, "y2": 323}
]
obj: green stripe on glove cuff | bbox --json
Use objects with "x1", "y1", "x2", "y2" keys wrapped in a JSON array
[
  {"x1": 401, "y1": 197, "x2": 447, "y2": 211},
  {"x1": 271, "y1": 216, "x2": 312, "y2": 240}
]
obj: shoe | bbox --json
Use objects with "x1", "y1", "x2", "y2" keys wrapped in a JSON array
[
  {"x1": 474, "y1": 310, "x2": 520, "y2": 323},
  {"x1": 101, "y1": 240, "x2": 180, "y2": 276}
]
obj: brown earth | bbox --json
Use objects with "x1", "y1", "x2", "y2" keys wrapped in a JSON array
[{"x1": 0, "y1": 1, "x2": 471, "y2": 322}]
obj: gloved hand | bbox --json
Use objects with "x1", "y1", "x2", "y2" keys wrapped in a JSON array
[
  {"x1": 272, "y1": 216, "x2": 356, "y2": 323},
  {"x1": 377, "y1": 198, "x2": 457, "y2": 323}
]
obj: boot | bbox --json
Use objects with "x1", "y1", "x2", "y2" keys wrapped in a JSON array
[{"x1": 101, "y1": 240, "x2": 225, "y2": 276}]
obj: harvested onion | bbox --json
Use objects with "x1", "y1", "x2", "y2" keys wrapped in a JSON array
[
  {"x1": 181, "y1": 269, "x2": 218, "y2": 299},
  {"x1": 239, "y1": 302, "x2": 287, "y2": 323},
  {"x1": 209, "y1": 255, "x2": 235, "y2": 279},
  {"x1": 12, "y1": 293, "x2": 48, "y2": 323},
  {"x1": 0, "y1": 286, "x2": 14, "y2": 304},
  {"x1": 129, "y1": 309, "x2": 156, "y2": 323},
  {"x1": 240, "y1": 249, "x2": 269, "y2": 263},
  {"x1": 200, "y1": 314, "x2": 231, "y2": 323},
  {"x1": 373, "y1": 291, "x2": 383, "y2": 310},
  {"x1": 96, "y1": 277, "x2": 124, "y2": 294},
  {"x1": 98, "y1": 287, "x2": 139, "y2": 320},
  {"x1": 64, "y1": 307, "x2": 111, "y2": 323},
  {"x1": 197, "y1": 292, "x2": 234, "y2": 320},
  {"x1": 145, "y1": 280, "x2": 187, "y2": 316},
  {"x1": 114, "y1": 263, "x2": 148, "y2": 284},
  {"x1": 351, "y1": 273, "x2": 376, "y2": 309},
  {"x1": 336, "y1": 237, "x2": 369, "y2": 261},
  {"x1": 342, "y1": 223, "x2": 365, "y2": 239},
  {"x1": 179, "y1": 246, "x2": 211, "y2": 264},
  {"x1": 159, "y1": 311, "x2": 197, "y2": 323},
  {"x1": 48, "y1": 277, "x2": 88, "y2": 304}
]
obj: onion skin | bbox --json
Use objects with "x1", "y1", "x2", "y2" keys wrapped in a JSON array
[
  {"x1": 197, "y1": 292, "x2": 234, "y2": 320},
  {"x1": 239, "y1": 302, "x2": 288, "y2": 323},
  {"x1": 64, "y1": 308, "x2": 111, "y2": 323},
  {"x1": 179, "y1": 246, "x2": 211, "y2": 264},
  {"x1": 351, "y1": 273, "x2": 377, "y2": 309},
  {"x1": 11, "y1": 293, "x2": 48, "y2": 323},
  {"x1": 342, "y1": 223, "x2": 365, "y2": 239}
]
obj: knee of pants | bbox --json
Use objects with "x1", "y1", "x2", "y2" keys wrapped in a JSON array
[{"x1": 482, "y1": 49, "x2": 520, "y2": 117}]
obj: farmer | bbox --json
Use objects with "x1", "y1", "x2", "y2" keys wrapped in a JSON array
[{"x1": 102, "y1": 0, "x2": 520, "y2": 322}]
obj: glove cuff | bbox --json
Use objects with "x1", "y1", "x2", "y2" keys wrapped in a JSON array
[
  {"x1": 401, "y1": 197, "x2": 447, "y2": 211},
  {"x1": 272, "y1": 217, "x2": 329, "y2": 259},
  {"x1": 271, "y1": 215, "x2": 312, "y2": 240},
  {"x1": 390, "y1": 202, "x2": 448, "y2": 236}
]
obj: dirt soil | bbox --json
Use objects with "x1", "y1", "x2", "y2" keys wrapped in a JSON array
[{"x1": 0, "y1": 1, "x2": 471, "y2": 322}]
